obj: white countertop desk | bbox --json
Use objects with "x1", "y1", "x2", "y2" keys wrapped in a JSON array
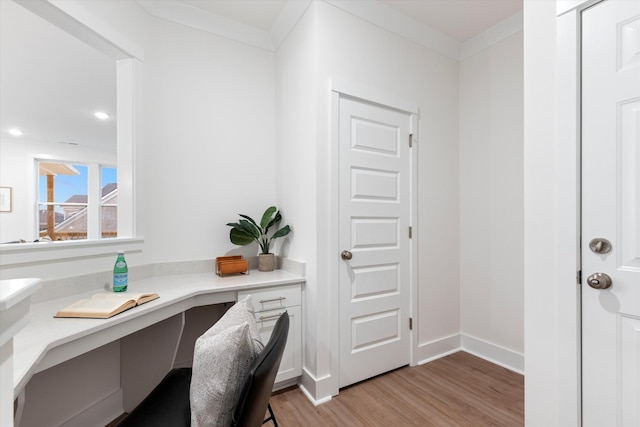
[
  {"x1": 1, "y1": 278, "x2": 41, "y2": 427},
  {"x1": 12, "y1": 270, "x2": 304, "y2": 404}
]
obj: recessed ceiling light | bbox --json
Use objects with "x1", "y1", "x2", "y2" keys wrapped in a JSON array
[
  {"x1": 8, "y1": 128, "x2": 23, "y2": 136},
  {"x1": 94, "y1": 111, "x2": 109, "y2": 120}
]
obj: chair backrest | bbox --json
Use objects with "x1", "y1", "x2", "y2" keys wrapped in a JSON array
[{"x1": 230, "y1": 311, "x2": 289, "y2": 427}]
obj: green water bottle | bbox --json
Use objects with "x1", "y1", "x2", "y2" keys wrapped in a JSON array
[{"x1": 113, "y1": 250, "x2": 128, "y2": 292}]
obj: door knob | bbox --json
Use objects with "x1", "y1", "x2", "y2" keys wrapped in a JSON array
[
  {"x1": 341, "y1": 250, "x2": 353, "y2": 260},
  {"x1": 589, "y1": 238, "x2": 612, "y2": 254},
  {"x1": 586, "y1": 272, "x2": 612, "y2": 290}
]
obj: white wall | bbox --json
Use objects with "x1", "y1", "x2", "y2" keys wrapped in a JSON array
[
  {"x1": 274, "y1": 2, "x2": 319, "y2": 383},
  {"x1": 143, "y1": 15, "x2": 277, "y2": 264},
  {"x1": 276, "y1": 1, "x2": 460, "y2": 401},
  {"x1": 459, "y1": 32, "x2": 524, "y2": 370},
  {"x1": 523, "y1": 1, "x2": 564, "y2": 425}
]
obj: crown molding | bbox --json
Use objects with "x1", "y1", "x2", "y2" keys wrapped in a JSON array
[
  {"x1": 459, "y1": 10, "x2": 523, "y2": 61},
  {"x1": 136, "y1": 0, "x2": 310, "y2": 52},
  {"x1": 18, "y1": 0, "x2": 143, "y2": 60},
  {"x1": 324, "y1": 0, "x2": 461, "y2": 61},
  {"x1": 270, "y1": 0, "x2": 313, "y2": 50},
  {"x1": 136, "y1": 0, "x2": 274, "y2": 50},
  {"x1": 135, "y1": 0, "x2": 521, "y2": 62}
]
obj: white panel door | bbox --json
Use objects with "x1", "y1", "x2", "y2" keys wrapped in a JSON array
[
  {"x1": 338, "y1": 96, "x2": 412, "y2": 388},
  {"x1": 582, "y1": 1, "x2": 640, "y2": 426}
]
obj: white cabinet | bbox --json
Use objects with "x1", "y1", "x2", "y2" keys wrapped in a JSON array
[{"x1": 238, "y1": 283, "x2": 302, "y2": 384}]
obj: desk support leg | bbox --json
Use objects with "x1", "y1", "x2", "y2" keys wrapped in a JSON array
[
  {"x1": 120, "y1": 313, "x2": 185, "y2": 412},
  {"x1": 1, "y1": 340, "x2": 14, "y2": 427},
  {"x1": 170, "y1": 312, "x2": 186, "y2": 369},
  {"x1": 13, "y1": 389, "x2": 25, "y2": 427}
]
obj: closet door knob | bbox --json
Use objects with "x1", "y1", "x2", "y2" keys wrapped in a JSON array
[{"x1": 341, "y1": 250, "x2": 353, "y2": 260}]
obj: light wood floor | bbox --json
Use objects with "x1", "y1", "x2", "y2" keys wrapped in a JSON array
[
  {"x1": 108, "y1": 351, "x2": 523, "y2": 427},
  {"x1": 269, "y1": 351, "x2": 524, "y2": 427}
]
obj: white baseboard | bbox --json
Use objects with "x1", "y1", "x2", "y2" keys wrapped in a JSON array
[
  {"x1": 415, "y1": 333, "x2": 461, "y2": 365},
  {"x1": 461, "y1": 334, "x2": 524, "y2": 374},
  {"x1": 60, "y1": 389, "x2": 123, "y2": 427},
  {"x1": 273, "y1": 377, "x2": 298, "y2": 392},
  {"x1": 299, "y1": 333, "x2": 523, "y2": 408},
  {"x1": 299, "y1": 368, "x2": 333, "y2": 406},
  {"x1": 299, "y1": 383, "x2": 332, "y2": 407},
  {"x1": 415, "y1": 333, "x2": 523, "y2": 375}
]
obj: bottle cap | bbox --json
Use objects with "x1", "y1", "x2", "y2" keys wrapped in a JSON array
[{"x1": 117, "y1": 250, "x2": 124, "y2": 254}]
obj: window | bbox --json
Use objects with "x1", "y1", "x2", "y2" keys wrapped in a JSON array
[
  {"x1": 101, "y1": 167, "x2": 118, "y2": 239},
  {"x1": 37, "y1": 161, "x2": 117, "y2": 241}
]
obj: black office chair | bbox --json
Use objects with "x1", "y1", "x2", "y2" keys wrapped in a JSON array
[
  {"x1": 231, "y1": 312, "x2": 288, "y2": 427},
  {"x1": 116, "y1": 312, "x2": 289, "y2": 427}
]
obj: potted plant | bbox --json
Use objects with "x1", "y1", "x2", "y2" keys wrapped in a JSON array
[{"x1": 226, "y1": 206, "x2": 291, "y2": 272}]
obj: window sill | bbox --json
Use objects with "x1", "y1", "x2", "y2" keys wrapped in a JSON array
[{"x1": 0, "y1": 237, "x2": 144, "y2": 268}]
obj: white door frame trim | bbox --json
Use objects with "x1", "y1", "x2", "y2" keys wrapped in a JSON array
[
  {"x1": 556, "y1": 1, "x2": 603, "y2": 425},
  {"x1": 328, "y1": 78, "x2": 419, "y2": 398}
]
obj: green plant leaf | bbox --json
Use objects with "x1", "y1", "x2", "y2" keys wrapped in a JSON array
[
  {"x1": 238, "y1": 219, "x2": 260, "y2": 239},
  {"x1": 264, "y1": 211, "x2": 282, "y2": 233},
  {"x1": 260, "y1": 206, "x2": 277, "y2": 229},
  {"x1": 270, "y1": 225, "x2": 291, "y2": 240},
  {"x1": 229, "y1": 228, "x2": 255, "y2": 246},
  {"x1": 238, "y1": 214, "x2": 258, "y2": 229}
]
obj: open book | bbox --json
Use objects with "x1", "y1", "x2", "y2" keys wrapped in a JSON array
[{"x1": 55, "y1": 292, "x2": 159, "y2": 319}]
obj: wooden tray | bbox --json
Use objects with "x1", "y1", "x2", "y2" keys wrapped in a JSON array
[{"x1": 216, "y1": 256, "x2": 249, "y2": 276}]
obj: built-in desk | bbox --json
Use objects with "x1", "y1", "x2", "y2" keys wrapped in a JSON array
[
  {"x1": 1, "y1": 278, "x2": 41, "y2": 427},
  {"x1": 12, "y1": 269, "x2": 304, "y2": 427}
]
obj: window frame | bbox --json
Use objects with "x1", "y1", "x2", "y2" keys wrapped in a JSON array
[
  {"x1": 100, "y1": 166, "x2": 118, "y2": 239},
  {"x1": 36, "y1": 160, "x2": 118, "y2": 241}
]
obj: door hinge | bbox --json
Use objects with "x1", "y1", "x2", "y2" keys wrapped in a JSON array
[
  {"x1": 409, "y1": 226, "x2": 412, "y2": 239},
  {"x1": 409, "y1": 317, "x2": 413, "y2": 330},
  {"x1": 409, "y1": 133, "x2": 414, "y2": 148},
  {"x1": 577, "y1": 270, "x2": 582, "y2": 284}
]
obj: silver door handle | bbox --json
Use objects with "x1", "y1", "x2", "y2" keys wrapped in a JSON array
[
  {"x1": 589, "y1": 238, "x2": 612, "y2": 254},
  {"x1": 341, "y1": 250, "x2": 353, "y2": 260},
  {"x1": 586, "y1": 272, "x2": 612, "y2": 290}
]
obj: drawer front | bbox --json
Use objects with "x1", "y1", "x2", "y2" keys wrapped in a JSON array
[
  {"x1": 238, "y1": 283, "x2": 301, "y2": 311},
  {"x1": 255, "y1": 305, "x2": 302, "y2": 383}
]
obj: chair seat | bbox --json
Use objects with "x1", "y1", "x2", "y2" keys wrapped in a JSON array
[
  {"x1": 117, "y1": 312, "x2": 289, "y2": 427},
  {"x1": 116, "y1": 367, "x2": 192, "y2": 427}
]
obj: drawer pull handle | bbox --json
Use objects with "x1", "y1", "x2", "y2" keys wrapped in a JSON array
[
  {"x1": 259, "y1": 297, "x2": 286, "y2": 304},
  {"x1": 259, "y1": 313, "x2": 285, "y2": 321}
]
